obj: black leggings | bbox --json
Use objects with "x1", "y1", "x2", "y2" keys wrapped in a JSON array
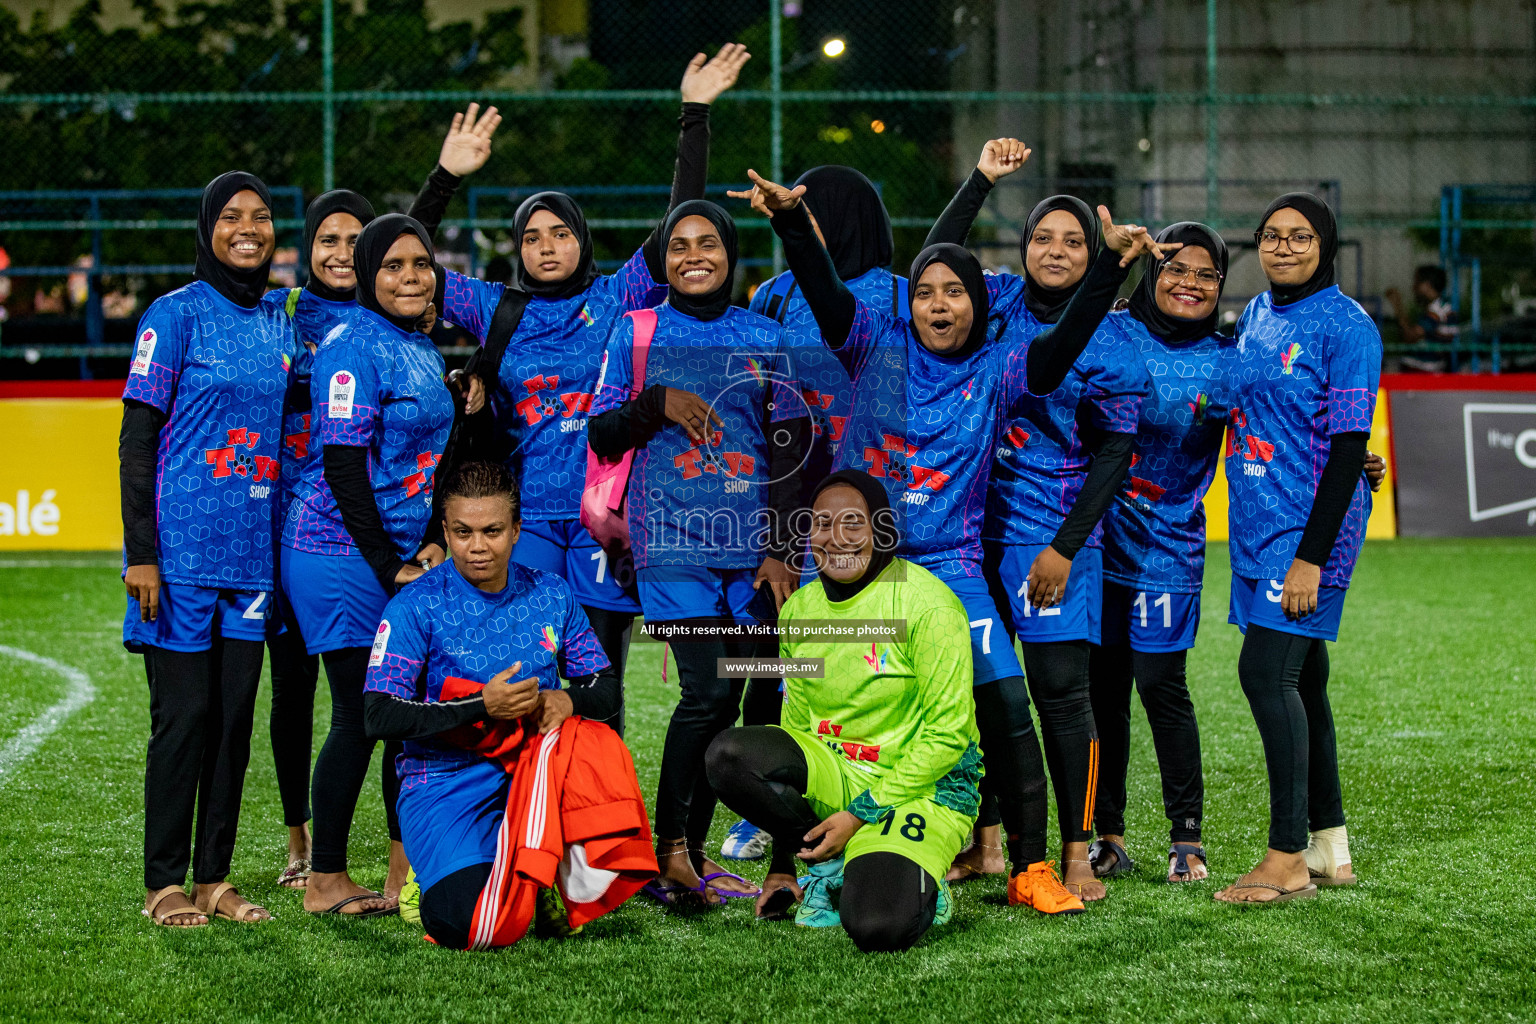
[
  {"x1": 142, "y1": 639, "x2": 265, "y2": 889},
  {"x1": 419, "y1": 862, "x2": 493, "y2": 950},
  {"x1": 972, "y1": 675, "x2": 1049, "y2": 871},
  {"x1": 705, "y1": 727, "x2": 938, "y2": 952},
  {"x1": 581, "y1": 605, "x2": 634, "y2": 738},
  {"x1": 1021, "y1": 641, "x2": 1098, "y2": 845},
  {"x1": 267, "y1": 628, "x2": 319, "y2": 827},
  {"x1": 310, "y1": 646, "x2": 402, "y2": 875},
  {"x1": 1089, "y1": 644, "x2": 1203, "y2": 843},
  {"x1": 1238, "y1": 625, "x2": 1344, "y2": 853}
]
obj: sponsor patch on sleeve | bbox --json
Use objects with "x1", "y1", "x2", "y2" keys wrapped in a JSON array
[
  {"x1": 368, "y1": 620, "x2": 391, "y2": 667},
  {"x1": 329, "y1": 370, "x2": 356, "y2": 419},
  {"x1": 129, "y1": 328, "x2": 158, "y2": 376}
]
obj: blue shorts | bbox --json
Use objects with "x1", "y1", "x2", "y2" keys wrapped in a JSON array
[
  {"x1": 280, "y1": 545, "x2": 391, "y2": 655},
  {"x1": 123, "y1": 581, "x2": 272, "y2": 653},
  {"x1": 513, "y1": 519, "x2": 640, "y2": 614},
  {"x1": 1229, "y1": 576, "x2": 1348, "y2": 642},
  {"x1": 1101, "y1": 582, "x2": 1202, "y2": 653},
  {"x1": 936, "y1": 572, "x2": 1023, "y2": 686},
  {"x1": 637, "y1": 565, "x2": 773, "y2": 624},
  {"x1": 397, "y1": 759, "x2": 507, "y2": 892},
  {"x1": 986, "y1": 542, "x2": 1103, "y2": 645}
]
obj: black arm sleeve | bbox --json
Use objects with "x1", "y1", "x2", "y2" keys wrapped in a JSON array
[
  {"x1": 119, "y1": 399, "x2": 166, "y2": 567},
  {"x1": 323, "y1": 444, "x2": 408, "y2": 592},
  {"x1": 643, "y1": 102, "x2": 713, "y2": 281},
  {"x1": 768, "y1": 202, "x2": 857, "y2": 347},
  {"x1": 1050, "y1": 431, "x2": 1136, "y2": 560},
  {"x1": 1026, "y1": 248, "x2": 1132, "y2": 396},
  {"x1": 407, "y1": 163, "x2": 463, "y2": 242},
  {"x1": 767, "y1": 415, "x2": 810, "y2": 563},
  {"x1": 363, "y1": 689, "x2": 486, "y2": 741},
  {"x1": 925, "y1": 168, "x2": 994, "y2": 248},
  {"x1": 1295, "y1": 431, "x2": 1370, "y2": 566},
  {"x1": 586, "y1": 384, "x2": 671, "y2": 459},
  {"x1": 564, "y1": 672, "x2": 619, "y2": 724}
]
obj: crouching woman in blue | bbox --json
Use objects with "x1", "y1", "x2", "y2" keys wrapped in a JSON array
[
  {"x1": 1215, "y1": 194, "x2": 1381, "y2": 904},
  {"x1": 363, "y1": 461, "x2": 615, "y2": 948},
  {"x1": 587, "y1": 200, "x2": 807, "y2": 905},
  {"x1": 121, "y1": 171, "x2": 296, "y2": 926},
  {"x1": 281, "y1": 214, "x2": 455, "y2": 916}
]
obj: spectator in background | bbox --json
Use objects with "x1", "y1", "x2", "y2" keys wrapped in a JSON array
[{"x1": 1385, "y1": 265, "x2": 1457, "y2": 372}]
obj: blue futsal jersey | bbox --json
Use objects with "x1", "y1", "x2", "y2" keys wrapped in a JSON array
[
  {"x1": 1099, "y1": 311, "x2": 1237, "y2": 594},
  {"x1": 123, "y1": 280, "x2": 297, "y2": 590},
  {"x1": 983, "y1": 312, "x2": 1148, "y2": 550},
  {"x1": 829, "y1": 300, "x2": 1032, "y2": 581},
  {"x1": 441, "y1": 251, "x2": 664, "y2": 522},
  {"x1": 590, "y1": 303, "x2": 799, "y2": 571},
  {"x1": 750, "y1": 266, "x2": 907, "y2": 478},
  {"x1": 363, "y1": 560, "x2": 610, "y2": 789},
  {"x1": 1228, "y1": 285, "x2": 1382, "y2": 588},
  {"x1": 283, "y1": 308, "x2": 454, "y2": 559}
]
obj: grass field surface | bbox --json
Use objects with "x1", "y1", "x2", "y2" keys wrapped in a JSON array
[{"x1": 0, "y1": 540, "x2": 1532, "y2": 1023}]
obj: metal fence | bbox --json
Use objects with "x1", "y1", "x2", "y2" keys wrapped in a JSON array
[{"x1": 2, "y1": 0, "x2": 1534, "y2": 373}]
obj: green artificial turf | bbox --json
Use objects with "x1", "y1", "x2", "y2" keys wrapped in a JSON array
[{"x1": 0, "y1": 540, "x2": 1532, "y2": 1023}]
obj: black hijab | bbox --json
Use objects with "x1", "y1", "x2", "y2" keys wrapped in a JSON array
[
  {"x1": 811, "y1": 469, "x2": 899, "y2": 603},
  {"x1": 195, "y1": 170, "x2": 274, "y2": 309},
  {"x1": 510, "y1": 191, "x2": 599, "y2": 301},
  {"x1": 1020, "y1": 195, "x2": 1102, "y2": 325},
  {"x1": 662, "y1": 200, "x2": 737, "y2": 321},
  {"x1": 1127, "y1": 222, "x2": 1229, "y2": 345},
  {"x1": 303, "y1": 189, "x2": 376, "y2": 303},
  {"x1": 907, "y1": 243, "x2": 990, "y2": 360},
  {"x1": 794, "y1": 165, "x2": 895, "y2": 281},
  {"x1": 354, "y1": 214, "x2": 436, "y2": 332},
  {"x1": 1258, "y1": 192, "x2": 1338, "y2": 307}
]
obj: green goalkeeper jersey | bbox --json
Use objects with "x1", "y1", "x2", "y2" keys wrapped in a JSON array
[{"x1": 778, "y1": 558, "x2": 982, "y2": 823}]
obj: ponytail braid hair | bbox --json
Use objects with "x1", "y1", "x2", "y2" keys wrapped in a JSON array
[{"x1": 439, "y1": 460, "x2": 520, "y2": 522}]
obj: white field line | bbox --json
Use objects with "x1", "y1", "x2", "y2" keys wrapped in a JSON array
[{"x1": 0, "y1": 645, "x2": 97, "y2": 785}]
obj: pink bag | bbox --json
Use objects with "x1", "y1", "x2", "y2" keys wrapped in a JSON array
[{"x1": 580, "y1": 309, "x2": 655, "y2": 551}]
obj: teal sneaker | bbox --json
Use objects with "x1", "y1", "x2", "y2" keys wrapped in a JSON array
[
  {"x1": 933, "y1": 877, "x2": 954, "y2": 927},
  {"x1": 795, "y1": 856, "x2": 845, "y2": 928},
  {"x1": 398, "y1": 867, "x2": 421, "y2": 927}
]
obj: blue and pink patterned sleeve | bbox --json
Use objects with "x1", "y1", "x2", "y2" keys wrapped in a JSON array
[
  {"x1": 985, "y1": 271, "x2": 1028, "y2": 322},
  {"x1": 1324, "y1": 318, "x2": 1382, "y2": 436},
  {"x1": 313, "y1": 336, "x2": 381, "y2": 449},
  {"x1": 613, "y1": 246, "x2": 666, "y2": 313},
  {"x1": 559, "y1": 596, "x2": 611, "y2": 682},
  {"x1": 441, "y1": 268, "x2": 504, "y2": 343},
  {"x1": 123, "y1": 301, "x2": 186, "y2": 412},
  {"x1": 589, "y1": 316, "x2": 637, "y2": 417},
  {"x1": 1083, "y1": 335, "x2": 1148, "y2": 434},
  {"x1": 365, "y1": 594, "x2": 428, "y2": 699},
  {"x1": 834, "y1": 299, "x2": 888, "y2": 382}
]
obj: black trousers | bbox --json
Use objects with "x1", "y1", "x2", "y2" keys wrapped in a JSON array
[
  {"x1": 972, "y1": 675, "x2": 1050, "y2": 870},
  {"x1": 419, "y1": 862, "x2": 494, "y2": 950},
  {"x1": 1089, "y1": 643, "x2": 1203, "y2": 843},
  {"x1": 581, "y1": 605, "x2": 634, "y2": 738},
  {"x1": 1238, "y1": 625, "x2": 1345, "y2": 853},
  {"x1": 310, "y1": 646, "x2": 402, "y2": 875},
  {"x1": 267, "y1": 627, "x2": 319, "y2": 827},
  {"x1": 142, "y1": 639, "x2": 265, "y2": 890},
  {"x1": 706, "y1": 727, "x2": 938, "y2": 952},
  {"x1": 653, "y1": 627, "x2": 753, "y2": 844},
  {"x1": 1020, "y1": 640, "x2": 1099, "y2": 845}
]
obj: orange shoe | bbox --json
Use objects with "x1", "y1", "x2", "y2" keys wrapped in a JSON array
[{"x1": 1008, "y1": 860, "x2": 1086, "y2": 915}]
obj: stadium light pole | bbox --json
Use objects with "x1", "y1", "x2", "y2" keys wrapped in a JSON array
[
  {"x1": 1204, "y1": 0, "x2": 1218, "y2": 221},
  {"x1": 322, "y1": 0, "x2": 336, "y2": 193},
  {"x1": 770, "y1": 0, "x2": 784, "y2": 274}
]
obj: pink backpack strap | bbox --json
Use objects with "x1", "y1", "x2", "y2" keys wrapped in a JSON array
[{"x1": 626, "y1": 309, "x2": 656, "y2": 399}]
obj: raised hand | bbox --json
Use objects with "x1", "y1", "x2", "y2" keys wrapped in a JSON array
[
  {"x1": 436, "y1": 102, "x2": 503, "y2": 178},
  {"x1": 680, "y1": 42, "x2": 752, "y2": 105},
  {"x1": 977, "y1": 137, "x2": 1031, "y2": 183},
  {"x1": 1097, "y1": 205, "x2": 1183, "y2": 268},
  {"x1": 725, "y1": 169, "x2": 806, "y2": 218}
]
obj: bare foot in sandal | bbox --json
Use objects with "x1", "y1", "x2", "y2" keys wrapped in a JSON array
[
  {"x1": 305, "y1": 870, "x2": 395, "y2": 915},
  {"x1": 1214, "y1": 849, "x2": 1312, "y2": 903},
  {"x1": 655, "y1": 837, "x2": 721, "y2": 906},
  {"x1": 1062, "y1": 843, "x2": 1107, "y2": 901},
  {"x1": 194, "y1": 881, "x2": 271, "y2": 922},
  {"x1": 1168, "y1": 843, "x2": 1208, "y2": 882},
  {"x1": 694, "y1": 851, "x2": 760, "y2": 898},
  {"x1": 278, "y1": 824, "x2": 312, "y2": 889},
  {"x1": 144, "y1": 886, "x2": 208, "y2": 927},
  {"x1": 946, "y1": 824, "x2": 1007, "y2": 882}
]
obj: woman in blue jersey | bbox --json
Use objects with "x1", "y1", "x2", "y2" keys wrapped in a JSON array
[
  {"x1": 1215, "y1": 194, "x2": 1381, "y2": 904},
  {"x1": 737, "y1": 165, "x2": 1164, "y2": 914},
  {"x1": 262, "y1": 187, "x2": 375, "y2": 890},
  {"x1": 121, "y1": 171, "x2": 296, "y2": 926},
  {"x1": 281, "y1": 214, "x2": 455, "y2": 916},
  {"x1": 587, "y1": 199, "x2": 806, "y2": 906},
  {"x1": 922, "y1": 142, "x2": 1156, "y2": 903},
  {"x1": 404, "y1": 47, "x2": 750, "y2": 739}
]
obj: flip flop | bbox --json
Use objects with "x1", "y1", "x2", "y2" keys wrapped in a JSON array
[
  {"x1": 1088, "y1": 838, "x2": 1136, "y2": 878},
  {"x1": 1221, "y1": 881, "x2": 1317, "y2": 905},
  {"x1": 700, "y1": 871, "x2": 762, "y2": 900},
  {"x1": 1168, "y1": 843, "x2": 1209, "y2": 882},
  {"x1": 757, "y1": 886, "x2": 797, "y2": 921},
  {"x1": 313, "y1": 890, "x2": 397, "y2": 917},
  {"x1": 277, "y1": 857, "x2": 311, "y2": 888},
  {"x1": 640, "y1": 878, "x2": 714, "y2": 911}
]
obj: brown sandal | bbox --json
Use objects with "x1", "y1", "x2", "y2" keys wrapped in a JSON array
[
  {"x1": 144, "y1": 886, "x2": 208, "y2": 927},
  {"x1": 194, "y1": 881, "x2": 270, "y2": 923}
]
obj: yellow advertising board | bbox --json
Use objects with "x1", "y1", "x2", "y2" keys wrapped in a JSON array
[{"x1": 0, "y1": 396, "x2": 124, "y2": 551}]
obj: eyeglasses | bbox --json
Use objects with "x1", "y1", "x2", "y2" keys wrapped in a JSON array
[
  {"x1": 1159, "y1": 262, "x2": 1223, "y2": 288},
  {"x1": 1255, "y1": 229, "x2": 1316, "y2": 254}
]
